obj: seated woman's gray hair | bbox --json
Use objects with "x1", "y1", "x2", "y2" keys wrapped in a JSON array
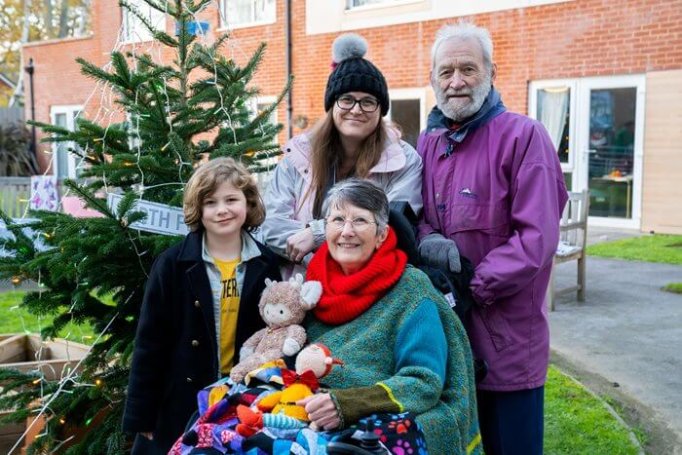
[{"x1": 321, "y1": 178, "x2": 389, "y2": 232}]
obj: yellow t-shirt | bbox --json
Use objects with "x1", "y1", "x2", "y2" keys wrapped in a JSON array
[{"x1": 213, "y1": 257, "x2": 241, "y2": 374}]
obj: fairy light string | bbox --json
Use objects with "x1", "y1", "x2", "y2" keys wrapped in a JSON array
[{"x1": 9, "y1": 2, "x2": 280, "y2": 452}]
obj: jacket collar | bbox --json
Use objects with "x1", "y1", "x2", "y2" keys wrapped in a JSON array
[
  {"x1": 283, "y1": 126, "x2": 406, "y2": 178},
  {"x1": 201, "y1": 230, "x2": 261, "y2": 264},
  {"x1": 177, "y1": 229, "x2": 262, "y2": 263},
  {"x1": 177, "y1": 230, "x2": 203, "y2": 263},
  {"x1": 426, "y1": 87, "x2": 506, "y2": 156}
]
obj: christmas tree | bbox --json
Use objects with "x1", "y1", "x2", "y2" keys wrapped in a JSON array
[{"x1": 0, "y1": 0, "x2": 288, "y2": 453}]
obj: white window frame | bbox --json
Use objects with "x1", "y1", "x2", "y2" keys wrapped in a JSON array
[
  {"x1": 50, "y1": 105, "x2": 83, "y2": 180},
  {"x1": 528, "y1": 79, "x2": 577, "y2": 175},
  {"x1": 122, "y1": 0, "x2": 167, "y2": 43},
  {"x1": 576, "y1": 74, "x2": 645, "y2": 230},
  {"x1": 219, "y1": 0, "x2": 276, "y2": 30},
  {"x1": 247, "y1": 95, "x2": 278, "y2": 187},
  {"x1": 345, "y1": 0, "x2": 422, "y2": 11},
  {"x1": 307, "y1": 0, "x2": 573, "y2": 35},
  {"x1": 387, "y1": 88, "x2": 426, "y2": 144},
  {"x1": 249, "y1": 95, "x2": 278, "y2": 126},
  {"x1": 125, "y1": 113, "x2": 142, "y2": 151}
]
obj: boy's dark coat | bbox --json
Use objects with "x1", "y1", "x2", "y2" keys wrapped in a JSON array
[{"x1": 122, "y1": 230, "x2": 281, "y2": 452}]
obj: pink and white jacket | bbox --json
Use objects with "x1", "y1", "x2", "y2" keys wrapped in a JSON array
[{"x1": 262, "y1": 129, "x2": 423, "y2": 262}]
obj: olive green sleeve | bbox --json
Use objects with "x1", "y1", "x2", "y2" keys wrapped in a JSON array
[{"x1": 330, "y1": 384, "x2": 401, "y2": 427}]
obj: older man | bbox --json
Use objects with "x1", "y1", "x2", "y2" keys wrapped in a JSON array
[{"x1": 417, "y1": 23, "x2": 568, "y2": 455}]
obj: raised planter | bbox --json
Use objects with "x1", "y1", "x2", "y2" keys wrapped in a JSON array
[
  {"x1": 0, "y1": 334, "x2": 90, "y2": 379},
  {"x1": 0, "y1": 334, "x2": 90, "y2": 454}
]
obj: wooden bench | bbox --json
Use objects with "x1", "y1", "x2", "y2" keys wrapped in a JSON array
[{"x1": 548, "y1": 190, "x2": 589, "y2": 311}]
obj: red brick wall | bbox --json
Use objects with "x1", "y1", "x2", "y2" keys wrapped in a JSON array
[
  {"x1": 23, "y1": 0, "x2": 682, "y2": 173},
  {"x1": 22, "y1": 0, "x2": 289, "y2": 173},
  {"x1": 293, "y1": 0, "x2": 682, "y2": 122},
  {"x1": 23, "y1": 0, "x2": 121, "y2": 172}
]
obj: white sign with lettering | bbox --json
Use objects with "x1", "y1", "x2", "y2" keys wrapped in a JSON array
[{"x1": 107, "y1": 193, "x2": 188, "y2": 236}]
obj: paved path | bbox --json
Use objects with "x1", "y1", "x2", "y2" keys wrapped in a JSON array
[{"x1": 550, "y1": 256, "x2": 682, "y2": 453}]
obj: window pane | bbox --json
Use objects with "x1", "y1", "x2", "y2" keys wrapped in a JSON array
[
  {"x1": 228, "y1": 0, "x2": 252, "y2": 23},
  {"x1": 255, "y1": 0, "x2": 275, "y2": 20},
  {"x1": 226, "y1": 0, "x2": 275, "y2": 25},
  {"x1": 563, "y1": 172, "x2": 572, "y2": 190},
  {"x1": 124, "y1": 0, "x2": 165, "y2": 42},
  {"x1": 536, "y1": 87, "x2": 570, "y2": 164},
  {"x1": 256, "y1": 102, "x2": 277, "y2": 125},
  {"x1": 54, "y1": 114, "x2": 69, "y2": 180},
  {"x1": 389, "y1": 99, "x2": 420, "y2": 148},
  {"x1": 347, "y1": 0, "x2": 397, "y2": 8},
  {"x1": 587, "y1": 88, "x2": 637, "y2": 219}
]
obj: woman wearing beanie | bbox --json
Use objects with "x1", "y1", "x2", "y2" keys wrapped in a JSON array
[{"x1": 262, "y1": 33, "x2": 422, "y2": 272}]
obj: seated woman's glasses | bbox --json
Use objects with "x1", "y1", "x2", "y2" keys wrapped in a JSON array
[
  {"x1": 336, "y1": 95, "x2": 379, "y2": 113},
  {"x1": 326, "y1": 216, "x2": 377, "y2": 232}
]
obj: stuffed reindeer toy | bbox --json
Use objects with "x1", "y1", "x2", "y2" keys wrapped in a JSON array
[{"x1": 229, "y1": 274, "x2": 322, "y2": 383}]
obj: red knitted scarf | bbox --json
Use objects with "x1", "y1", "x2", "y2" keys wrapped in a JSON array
[{"x1": 306, "y1": 227, "x2": 407, "y2": 325}]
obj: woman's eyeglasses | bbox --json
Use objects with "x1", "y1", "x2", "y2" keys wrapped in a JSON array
[
  {"x1": 336, "y1": 95, "x2": 379, "y2": 113},
  {"x1": 325, "y1": 216, "x2": 377, "y2": 232}
]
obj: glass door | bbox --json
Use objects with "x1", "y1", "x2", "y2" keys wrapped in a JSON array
[
  {"x1": 50, "y1": 105, "x2": 82, "y2": 180},
  {"x1": 530, "y1": 75, "x2": 645, "y2": 229},
  {"x1": 578, "y1": 76, "x2": 645, "y2": 228},
  {"x1": 586, "y1": 88, "x2": 636, "y2": 218}
]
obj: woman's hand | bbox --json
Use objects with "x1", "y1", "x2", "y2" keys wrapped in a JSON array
[
  {"x1": 297, "y1": 393, "x2": 341, "y2": 431},
  {"x1": 139, "y1": 432, "x2": 154, "y2": 440},
  {"x1": 286, "y1": 228, "x2": 315, "y2": 263}
]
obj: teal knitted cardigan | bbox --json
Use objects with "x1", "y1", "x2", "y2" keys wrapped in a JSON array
[{"x1": 305, "y1": 266, "x2": 482, "y2": 454}]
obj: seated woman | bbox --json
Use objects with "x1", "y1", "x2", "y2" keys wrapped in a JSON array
[{"x1": 301, "y1": 179, "x2": 481, "y2": 455}]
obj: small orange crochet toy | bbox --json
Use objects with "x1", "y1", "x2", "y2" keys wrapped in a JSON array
[
  {"x1": 236, "y1": 343, "x2": 343, "y2": 435},
  {"x1": 258, "y1": 343, "x2": 343, "y2": 420}
]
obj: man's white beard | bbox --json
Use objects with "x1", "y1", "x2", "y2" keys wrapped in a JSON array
[{"x1": 435, "y1": 72, "x2": 493, "y2": 122}]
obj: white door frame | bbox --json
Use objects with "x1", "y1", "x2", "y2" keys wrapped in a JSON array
[
  {"x1": 529, "y1": 75, "x2": 646, "y2": 229},
  {"x1": 387, "y1": 87, "x2": 427, "y2": 133},
  {"x1": 50, "y1": 105, "x2": 83, "y2": 180},
  {"x1": 577, "y1": 74, "x2": 645, "y2": 229}
]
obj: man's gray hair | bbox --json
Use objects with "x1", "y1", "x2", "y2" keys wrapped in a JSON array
[
  {"x1": 322, "y1": 178, "x2": 389, "y2": 232},
  {"x1": 431, "y1": 22, "x2": 494, "y2": 70}
]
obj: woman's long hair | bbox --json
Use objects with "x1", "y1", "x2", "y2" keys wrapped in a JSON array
[{"x1": 306, "y1": 110, "x2": 387, "y2": 218}]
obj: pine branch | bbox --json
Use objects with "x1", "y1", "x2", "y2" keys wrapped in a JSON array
[{"x1": 0, "y1": 1, "x2": 290, "y2": 453}]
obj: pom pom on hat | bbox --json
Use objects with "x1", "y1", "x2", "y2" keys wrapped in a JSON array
[
  {"x1": 324, "y1": 33, "x2": 389, "y2": 116},
  {"x1": 332, "y1": 33, "x2": 368, "y2": 67}
]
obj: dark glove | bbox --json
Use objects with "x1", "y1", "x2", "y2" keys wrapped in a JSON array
[{"x1": 418, "y1": 233, "x2": 461, "y2": 273}]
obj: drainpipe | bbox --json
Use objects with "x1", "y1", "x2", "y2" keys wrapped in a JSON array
[
  {"x1": 24, "y1": 58, "x2": 39, "y2": 173},
  {"x1": 285, "y1": 0, "x2": 293, "y2": 139}
]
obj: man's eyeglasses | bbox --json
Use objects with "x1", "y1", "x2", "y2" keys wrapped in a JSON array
[
  {"x1": 336, "y1": 95, "x2": 380, "y2": 113},
  {"x1": 325, "y1": 216, "x2": 377, "y2": 232}
]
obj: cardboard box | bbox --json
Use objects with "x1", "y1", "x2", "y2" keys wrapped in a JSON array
[{"x1": 0, "y1": 334, "x2": 90, "y2": 454}]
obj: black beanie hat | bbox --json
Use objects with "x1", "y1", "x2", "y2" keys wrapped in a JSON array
[{"x1": 324, "y1": 34, "x2": 389, "y2": 116}]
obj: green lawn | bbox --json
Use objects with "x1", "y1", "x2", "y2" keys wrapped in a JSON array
[
  {"x1": 586, "y1": 234, "x2": 682, "y2": 265},
  {"x1": 0, "y1": 291, "x2": 642, "y2": 453},
  {"x1": 587, "y1": 234, "x2": 682, "y2": 292},
  {"x1": 545, "y1": 366, "x2": 641, "y2": 454},
  {"x1": 663, "y1": 282, "x2": 682, "y2": 294},
  {"x1": 0, "y1": 290, "x2": 95, "y2": 344}
]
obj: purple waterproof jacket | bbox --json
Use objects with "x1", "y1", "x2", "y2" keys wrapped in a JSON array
[{"x1": 417, "y1": 102, "x2": 568, "y2": 391}]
